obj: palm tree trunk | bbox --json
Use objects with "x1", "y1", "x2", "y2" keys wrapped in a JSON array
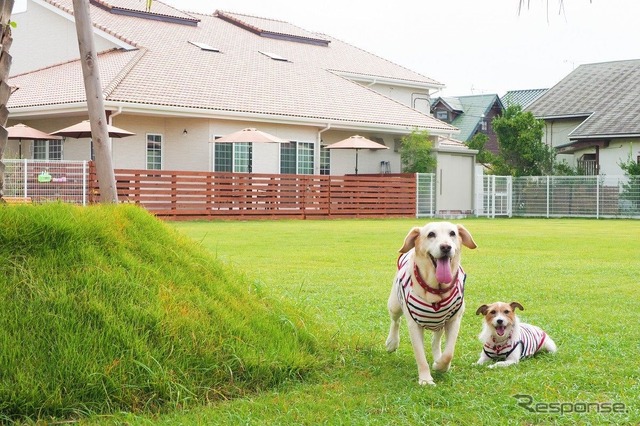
[{"x1": 0, "y1": 0, "x2": 14, "y2": 201}]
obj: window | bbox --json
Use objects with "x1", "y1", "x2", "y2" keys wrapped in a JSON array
[
  {"x1": 146, "y1": 134, "x2": 162, "y2": 170},
  {"x1": 33, "y1": 139, "x2": 62, "y2": 160},
  {"x1": 436, "y1": 110, "x2": 449, "y2": 121},
  {"x1": 320, "y1": 146, "x2": 330, "y2": 175},
  {"x1": 214, "y1": 142, "x2": 252, "y2": 172},
  {"x1": 480, "y1": 120, "x2": 488, "y2": 131},
  {"x1": 280, "y1": 141, "x2": 314, "y2": 174}
]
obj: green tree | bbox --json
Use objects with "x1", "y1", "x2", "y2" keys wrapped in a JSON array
[
  {"x1": 619, "y1": 155, "x2": 640, "y2": 212},
  {"x1": 399, "y1": 130, "x2": 436, "y2": 173},
  {"x1": 492, "y1": 105, "x2": 555, "y2": 176},
  {"x1": 466, "y1": 133, "x2": 498, "y2": 169}
]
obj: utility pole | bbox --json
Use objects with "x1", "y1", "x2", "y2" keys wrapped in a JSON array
[{"x1": 72, "y1": 0, "x2": 118, "y2": 203}]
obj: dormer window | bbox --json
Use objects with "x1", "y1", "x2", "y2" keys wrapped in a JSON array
[{"x1": 436, "y1": 110, "x2": 449, "y2": 121}]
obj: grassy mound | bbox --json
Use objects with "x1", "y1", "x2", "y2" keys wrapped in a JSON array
[{"x1": 0, "y1": 203, "x2": 322, "y2": 421}]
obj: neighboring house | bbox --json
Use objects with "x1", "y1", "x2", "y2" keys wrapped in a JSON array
[
  {"x1": 501, "y1": 88, "x2": 547, "y2": 109},
  {"x1": 526, "y1": 59, "x2": 640, "y2": 176},
  {"x1": 7, "y1": 0, "x2": 461, "y2": 176},
  {"x1": 430, "y1": 94, "x2": 504, "y2": 154}
]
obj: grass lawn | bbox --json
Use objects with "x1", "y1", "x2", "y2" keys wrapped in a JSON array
[{"x1": 136, "y1": 218, "x2": 640, "y2": 425}]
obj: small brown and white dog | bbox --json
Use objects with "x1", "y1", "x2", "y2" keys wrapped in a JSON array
[
  {"x1": 386, "y1": 222, "x2": 477, "y2": 385},
  {"x1": 475, "y1": 302, "x2": 557, "y2": 368}
]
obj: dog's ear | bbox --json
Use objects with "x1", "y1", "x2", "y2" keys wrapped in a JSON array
[
  {"x1": 457, "y1": 224, "x2": 477, "y2": 249},
  {"x1": 398, "y1": 227, "x2": 421, "y2": 253},
  {"x1": 510, "y1": 302, "x2": 524, "y2": 311},
  {"x1": 475, "y1": 304, "x2": 489, "y2": 315}
]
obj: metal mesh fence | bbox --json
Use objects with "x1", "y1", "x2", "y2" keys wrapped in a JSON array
[
  {"x1": 3, "y1": 159, "x2": 88, "y2": 205},
  {"x1": 481, "y1": 175, "x2": 640, "y2": 219}
]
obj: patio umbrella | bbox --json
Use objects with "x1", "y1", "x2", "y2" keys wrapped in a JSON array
[
  {"x1": 51, "y1": 120, "x2": 135, "y2": 139},
  {"x1": 324, "y1": 135, "x2": 389, "y2": 174},
  {"x1": 7, "y1": 123, "x2": 62, "y2": 158},
  {"x1": 215, "y1": 128, "x2": 289, "y2": 143}
]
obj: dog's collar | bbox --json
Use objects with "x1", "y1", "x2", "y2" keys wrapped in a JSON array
[{"x1": 413, "y1": 263, "x2": 456, "y2": 295}]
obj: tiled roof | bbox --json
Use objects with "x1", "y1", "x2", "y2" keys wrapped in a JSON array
[
  {"x1": 9, "y1": 0, "x2": 454, "y2": 133},
  {"x1": 501, "y1": 88, "x2": 547, "y2": 109},
  {"x1": 526, "y1": 59, "x2": 640, "y2": 138}
]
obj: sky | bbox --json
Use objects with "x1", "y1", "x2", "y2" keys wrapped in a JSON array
[{"x1": 153, "y1": 0, "x2": 640, "y2": 97}]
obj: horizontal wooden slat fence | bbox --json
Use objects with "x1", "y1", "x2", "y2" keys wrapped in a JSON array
[{"x1": 89, "y1": 165, "x2": 417, "y2": 220}]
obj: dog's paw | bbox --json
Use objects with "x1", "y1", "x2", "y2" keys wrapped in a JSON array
[
  {"x1": 432, "y1": 354, "x2": 452, "y2": 372},
  {"x1": 385, "y1": 337, "x2": 399, "y2": 353},
  {"x1": 418, "y1": 377, "x2": 436, "y2": 386}
]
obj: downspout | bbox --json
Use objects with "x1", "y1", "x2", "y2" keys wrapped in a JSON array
[{"x1": 107, "y1": 106, "x2": 123, "y2": 160}]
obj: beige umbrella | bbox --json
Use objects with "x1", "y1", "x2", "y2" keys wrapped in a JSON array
[
  {"x1": 324, "y1": 135, "x2": 389, "y2": 174},
  {"x1": 51, "y1": 120, "x2": 135, "y2": 139},
  {"x1": 215, "y1": 128, "x2": 289, "y2": 143},
  {"x1": 7, "y1": 123, "x2": 62, "y2": 158}
]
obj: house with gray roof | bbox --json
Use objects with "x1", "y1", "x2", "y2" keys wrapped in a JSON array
[
  {"x1": 526, "y1": 59, "x2": 640, "y2": 175},
  {"x1": 6, "y1": 0, "x2": 466, "y2": 176},
  {"x1": 430, "y1": 94, "x2": 504, "y2": 154}
]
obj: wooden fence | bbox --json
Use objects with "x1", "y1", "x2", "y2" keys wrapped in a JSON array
[{"x1": 89, "y1": 166, "x2": 417, "y2": 220}]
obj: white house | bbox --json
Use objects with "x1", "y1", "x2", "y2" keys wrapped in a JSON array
[
  {"x1": 7, "y1": 0, "x2": 467, "y2": 176},
  {"x1": 526, "y1": 59, "x2": 640, "y2": 176}
]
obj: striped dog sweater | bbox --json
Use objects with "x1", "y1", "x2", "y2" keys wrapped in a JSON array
[
  {"x1": 483, "y1": 323, "x2": 548, "y2": 360},
  {"x1": 396, "y1": 251, "x2": 466, "y2": 331}
]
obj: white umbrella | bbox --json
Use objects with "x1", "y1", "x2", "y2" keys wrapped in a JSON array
[
  {"x1": 324, "y1": 135, "x2": 389, "y2": 174},
  {"x1": 7, "y1": 123, "x2": 62, "y2": 158},
  {"x1": 51, "y1": 120, "x2": 135, "y2": 139},
  {"x1": 215, "y1": 128, "x2": 289, "y2": 143}
]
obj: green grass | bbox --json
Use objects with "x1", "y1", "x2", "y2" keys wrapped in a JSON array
[
  {"x1": 4, "y1": 207, "x2": 639, "y2": 424},
  {"x1": 143, "y1": 218, "x2": 638, "y2": 425},
  {"x1": 0, "y1": 204, "x2": 322, "y2": 423}
]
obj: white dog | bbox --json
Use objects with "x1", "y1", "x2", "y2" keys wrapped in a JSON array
[
  {"x1": 475, "y1": 301, "x2": 557, "y2": 368},
  {"x1": 385, "y1": 222, "x2": 477, "y2": 385}
]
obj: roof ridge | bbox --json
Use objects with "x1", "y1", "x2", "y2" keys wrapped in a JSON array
[{"x1": 103, "y1": 48, "x2": 146, "y2": 98}]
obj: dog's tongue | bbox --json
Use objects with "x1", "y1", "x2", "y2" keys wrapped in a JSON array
[
  {"x1": 496, "y1": 325, "x2": 506, "y2": 336},
  {"x1": 435, "y1": 258, "x2": 453, "y2": 284}
]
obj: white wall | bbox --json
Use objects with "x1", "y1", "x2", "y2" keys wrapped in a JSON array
[
  {"x1": 7, "y1": 115, "x2": 411, "y2": 175},
  {"x1": 10, "y1": 0, "x2": 119, "y2": 75}
]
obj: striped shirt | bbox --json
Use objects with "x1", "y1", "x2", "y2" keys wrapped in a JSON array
[
  {"x1": 395, "y1": 251, "x2": 466, "y2": 331},
  {"x1": 483, "y1": 323, "x2": 548, "y2": 360}
]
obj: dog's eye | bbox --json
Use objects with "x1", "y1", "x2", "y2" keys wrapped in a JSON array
[
  {"x1": 427, "y1": 232, "x2": 435, "y2": 238},
  {"x1": 489, "y1": 310, "x2": 496, "y2": 315},
  {"x1": 449, "y1": 231, "x2": 456, "y2": 237},
  {"x1": 504, "y1": 310, "x2": 510, "y2": 314}
]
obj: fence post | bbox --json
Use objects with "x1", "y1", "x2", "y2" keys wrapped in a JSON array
[
  {"x1": 507, "y1": 176, "x2": 513, "y2": 218},
  {"x1": 546, "y1": 176, "x2": 550, "y2": 218},
  {"x1": 82, "y1": 160, "x2": 87, "y2": 206},
  {"x1": 596, "y1": 176, "x2": 600, "y2": 219},
  {"x1": 22, "y1": 158, "x2": 28, "y2": 198}
]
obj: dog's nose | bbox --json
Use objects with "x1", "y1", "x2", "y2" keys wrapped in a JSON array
[
  {"x1": 440, "y1": 244, "x2": 451, "y2": 254},
  {"x1": 496, "y1": 319, "x2": 503, "y2": 325}
]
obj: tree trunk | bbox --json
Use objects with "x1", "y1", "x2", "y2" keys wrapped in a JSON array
[
  {"x1": 72, "y1": 0, "x2": 118, "y2": 203},
  {"x1": 0, "y1": 0, "x2": 14, "y2": 201}
]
